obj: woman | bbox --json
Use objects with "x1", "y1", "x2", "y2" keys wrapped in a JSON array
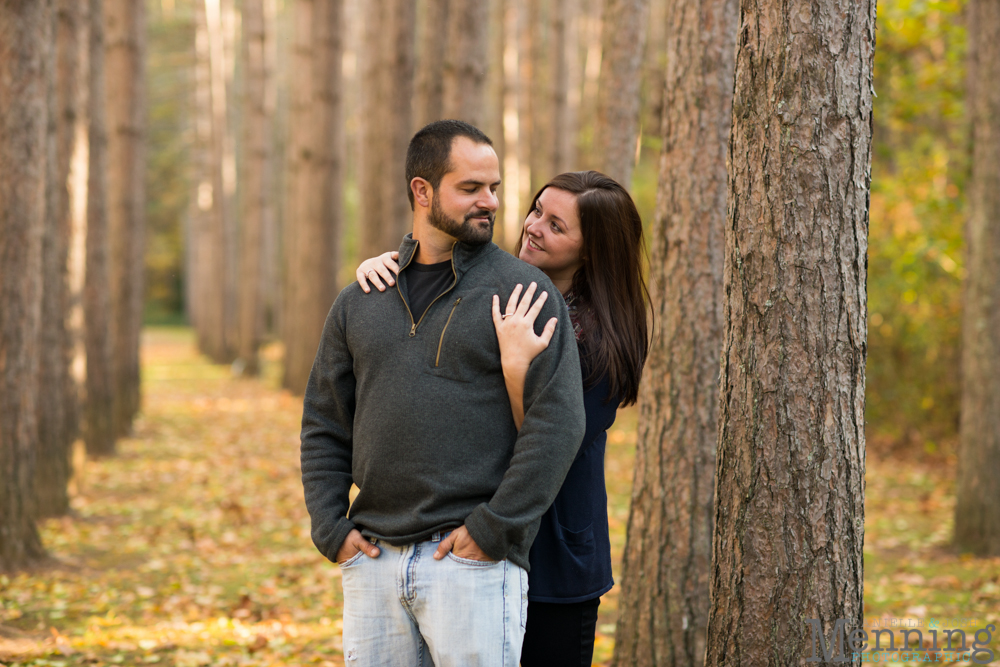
[{"x1": 357, "y1": 171, "x2": 650, "y2": 665}]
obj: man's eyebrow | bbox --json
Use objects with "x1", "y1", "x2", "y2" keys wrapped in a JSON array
[{"x1": 456, "y1": 178, "x2": 503, "y2": 187}]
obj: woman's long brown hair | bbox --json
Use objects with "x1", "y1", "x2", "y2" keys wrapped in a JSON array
[{"x1": 514, "y1": 171, "x2": 651, "y2": 406}]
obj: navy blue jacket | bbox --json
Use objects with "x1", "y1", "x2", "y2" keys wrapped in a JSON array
[{"x1": 526, "y1": 361, "x2": 618, "y2": 603}]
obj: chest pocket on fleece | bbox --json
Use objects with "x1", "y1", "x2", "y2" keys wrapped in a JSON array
[{"x1": 426, "y1": 294, "x2": 501, "y2": 383}]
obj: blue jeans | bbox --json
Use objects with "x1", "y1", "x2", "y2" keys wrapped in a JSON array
[{"x1": 339, "y1": 532, "x2": 529, "y2": 666}]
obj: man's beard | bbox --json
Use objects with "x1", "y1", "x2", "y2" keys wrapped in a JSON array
[{"x1": 429, "y1": 195, "x2": 494, "y2": 246}]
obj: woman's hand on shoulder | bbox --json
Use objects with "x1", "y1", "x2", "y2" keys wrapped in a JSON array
[
  {"x1": 356, "y1": 251, "x2": 400, "y2": 293},
  {"x1": 491, "y1": 282, "x2": 558, "y2": 372}
]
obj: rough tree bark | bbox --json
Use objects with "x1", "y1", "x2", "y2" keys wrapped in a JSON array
[
  {"x1": 414, "y1": 0, "x2": 448, "y2": 128},
  {"x1": 592, "y1": 0, "x2": 649, "y2": 188},
  {"x1": 36, "y1": 0, "x2": 82, "y2": 517},
  {"x1": 282, "y1": 0, "x2": 344, "y2": 394},
  {"x1": 0, "y1": 0, "x2": 51, "y2": 571},
  {"x1": 84, "y1": 0, "x2": 116, "y2": 458},
  {"x1": 442, "y1": 0, "x2": 489, "y2": 127},
  {"x1": 954, "y1": 0, "x2": 1000, "y2": 557},
  {"x1": 105, "y1": 0, "x2": 146, "y2": 435},
  {"x1": 704, "y1": 0, "x2": 874, "y2": 663},
  {"x1": 236, "y1": 0, "x2": 271, "y2": 376},
  {"x1": 358, "y1": 0, "x2": 414, "y2": 259},
  {"x1": 611, "y1": 0, "x2": 736, "y2": 662}
]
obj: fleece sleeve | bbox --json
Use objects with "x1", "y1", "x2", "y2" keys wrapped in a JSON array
[
  {"x1": 463, "y1": 286, "x2": 587, "y2": 561},
  {"x1": 300, "y1": 302, "x2": 357, "y2": 563}
]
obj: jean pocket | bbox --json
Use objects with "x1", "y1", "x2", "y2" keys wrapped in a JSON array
[
  {"x1": 338, "y1": 550, "x2": 366, "y2": 569},
  {"x1": 519, "y1": 567, "x2": 529, "y2": 631},
  {"x1": 446, "y1": 552, "x2": 500, "y2": 567}
]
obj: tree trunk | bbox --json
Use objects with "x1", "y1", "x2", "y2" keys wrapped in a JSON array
[
  {"x1": 84, "y1": 0, "x2": 116, "y2": 458},
  {"x1": 36, "y1": 0, "x2": 82, "y2": 517},
  {"x1": 485, "y1": 0, "x2": 506, "y2": 246},
  {"x1": 704, "y1": 0, "x2": 874, "y2": 663},
  {"x1": 516, "y1": 0, "x2": 541, "y2": 199},
  {"x1": 237, "y1": 0, "x2": 271, "y2": 376},
  {"x1": 501, "y1": 0, "x2": 522, "y2": 248},
  {"x1": 282, "y1": 0, "x2": 344, "y2": 394},
  {"x1": 611, "y1": 0, "x2": 736, "y2": 663},
  {"x1": 190, "y1": 0, "x2": 211, "y2": 338},
  {"x1": 955, "y1": 0, "x2": 1000, "y2": 557},
  {"x1": 197, "y1": 0, "x2": 232, "y2": 363},
  {"x1": 358, "y1": 0, "x2": 414, "y2": 259},
  {"x1": 414, "y1": 0, "x2": 447, "y2": 128},
  {"x1": 547, "y1": 0, "x2": 569, "y2": 175},
  {"x1": 0, "y1": 0, "x2": 50, "y2": 571},
  {"x1": 593, "y1": 0, "x2": 649, "y2": 188},
  {"x1": 105, "y1": 0, "x2": 146, "y2": 436},
  {"x1": 442, "y1": 0, "x2": 489, "y2": 127}
]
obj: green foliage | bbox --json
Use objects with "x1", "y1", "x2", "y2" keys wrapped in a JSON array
[
  {"x1": 867, "y1": 0, "x2": 968, "y2": 454},
  {"x1": 144, "y1": 2, "x2": 195, "y2": 323}
]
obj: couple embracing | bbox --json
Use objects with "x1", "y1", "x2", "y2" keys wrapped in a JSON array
[{"x1": 300, "y1": 119, "x2": 649, "y2": 666}]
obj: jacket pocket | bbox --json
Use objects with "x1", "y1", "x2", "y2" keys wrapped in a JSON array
[
  {"x1": 435, "y1": 297, "x2": 462, "y2": 367},
  {"x1": 559, "y1": 522, "x2": 595, "y2": 550}
]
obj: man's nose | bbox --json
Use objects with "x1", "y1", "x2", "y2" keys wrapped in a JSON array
[{"x1": 479, "y1": 188, "x2": 499, "y2": 212}]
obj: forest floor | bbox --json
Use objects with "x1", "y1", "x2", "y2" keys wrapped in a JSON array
[{"x1": 2, "y1": 327, "x2": 999, "y2": 667}]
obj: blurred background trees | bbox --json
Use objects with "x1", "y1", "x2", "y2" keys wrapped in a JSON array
[
  {"x1": 135, "y1": 0, "x2": 979, "y2": 457},
  {"x1": 1, "y1": 0, "x2": 995, "y2": 587}
]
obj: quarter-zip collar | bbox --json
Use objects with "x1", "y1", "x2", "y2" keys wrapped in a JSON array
[{"x1": 395, "y1": 233, "x2": 499, "y2": 280}]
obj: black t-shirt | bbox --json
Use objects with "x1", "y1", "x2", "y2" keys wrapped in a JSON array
[{"x1": 404, "y1": 260, "x2": 453, "y2": 323}]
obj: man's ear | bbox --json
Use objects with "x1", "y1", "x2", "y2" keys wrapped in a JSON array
[{"x1": 411, "y1": 178, "x2": 433, "y2": 209}]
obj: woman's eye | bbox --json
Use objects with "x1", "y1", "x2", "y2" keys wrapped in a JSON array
[{"x1": 550, "y1": 221, "x2": 560, "y2": 232}]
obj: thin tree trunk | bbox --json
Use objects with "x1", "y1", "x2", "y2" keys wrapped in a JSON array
[
  {"x1": 547, "y1": 0, "x2": 568, "y2": 175},
  {"x1": 593, "y1": 0, "x2": 649, "y2": 187},
  {"x1": 358, "y1": 0, "x2": 414, "y2": 259},
  {"x1": 516, "y1": 0, "x2": 540, "y2": 200},
  {"x1": 0, "y1": 0, "x2": 51, "y2": 571},
  {"x1": 612, "y1": 0, "x2": 736, "y2": 662},
  {"x1": 414, "y1": 0, "x2": 447, "y2": 128},
  {"x1": 282, "y1": 0, "x2": 344, "y2": 394},
  {"x1": 442, "y1": 0, "x2": 489, "y2": 127},
  {"x1": 36, "y1": 0, "x2": 82, "y2": 517},
  {"x1": 198, "y1": 0, "x2": 232, "y2": 363},
  {"x1": 955, "y1": 0, "x2": 1000, "y2": 556},
  {"x1": 105, "y1": 0, "x2": 146, "y2": 436},
  {"x1": 485, "y1": 0, "x2": 505, "y2": 246},
  {"x1": 704, "y1": 0, "x2": 874, "y2": 663},
  {"x1": 190, "y1": 0, "x2": 211, "y2": 339},
  {"x1": 237, "y1": 0, "x2": 270, "y2": 376},
  {"x1": 501, "y1": 0, "x2": 523, "y2": 248},
  {"x1": 84, "y1": 0, "x2": 116, "y2": 458}
]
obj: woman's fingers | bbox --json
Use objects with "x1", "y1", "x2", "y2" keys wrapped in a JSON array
[
  {"x1": 505, "y1": 284, "x2": 524, "y2": 315},
  {"x1": 380, "y1": 252, "x2": 400, "y2": 281},
  {"x1": 524, "y1": 289, "x2": 548, "y2": 323},
  {"x1": 373, "y1": 263, "x2": 394, "y2": 288},
  {"x1": 492, "y1": 294, "x2": 503, "y2": 327},
  {"x1": 539, "y1": 317, "x2": 558, "y2": 346},
  {"x1": 368, "y1": 271, "x2": 386, "y2": 292},
  {"x1": 515, "y1": 282, "x2": 538, "y2": 317},
  {"x1": 356, "y1": 267, "x2": 372, "y2": 293}
]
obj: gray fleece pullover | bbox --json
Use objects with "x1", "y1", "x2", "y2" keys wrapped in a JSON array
[{"x1": 300, "y1": 235, "x2": 586, "y2": 570}]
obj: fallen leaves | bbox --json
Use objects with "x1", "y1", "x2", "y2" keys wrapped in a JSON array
[{"x1": 2, "y1": 327, "x2": 998, "y2": 667}]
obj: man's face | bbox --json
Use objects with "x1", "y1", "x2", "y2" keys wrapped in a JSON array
[{"x1": 427, "y1": 137, "x2": 501, "y2": 246}]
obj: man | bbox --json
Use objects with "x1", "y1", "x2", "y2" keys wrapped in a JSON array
[{"x1": 300, "y1": 120, "x2": 586, "y2": 665}]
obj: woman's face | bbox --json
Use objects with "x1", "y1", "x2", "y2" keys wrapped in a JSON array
[{"x1": 518, "y1": 187, "x2": 584, "y2": 287}]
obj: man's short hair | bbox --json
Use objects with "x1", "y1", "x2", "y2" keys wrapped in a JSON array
[{"x1": 405, "y1": 120, "x2": 493, "y2": 210}]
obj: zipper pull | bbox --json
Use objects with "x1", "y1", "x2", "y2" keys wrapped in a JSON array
[{"x1": 409, "y1": 323, "x2": 417, "y2": 337}]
